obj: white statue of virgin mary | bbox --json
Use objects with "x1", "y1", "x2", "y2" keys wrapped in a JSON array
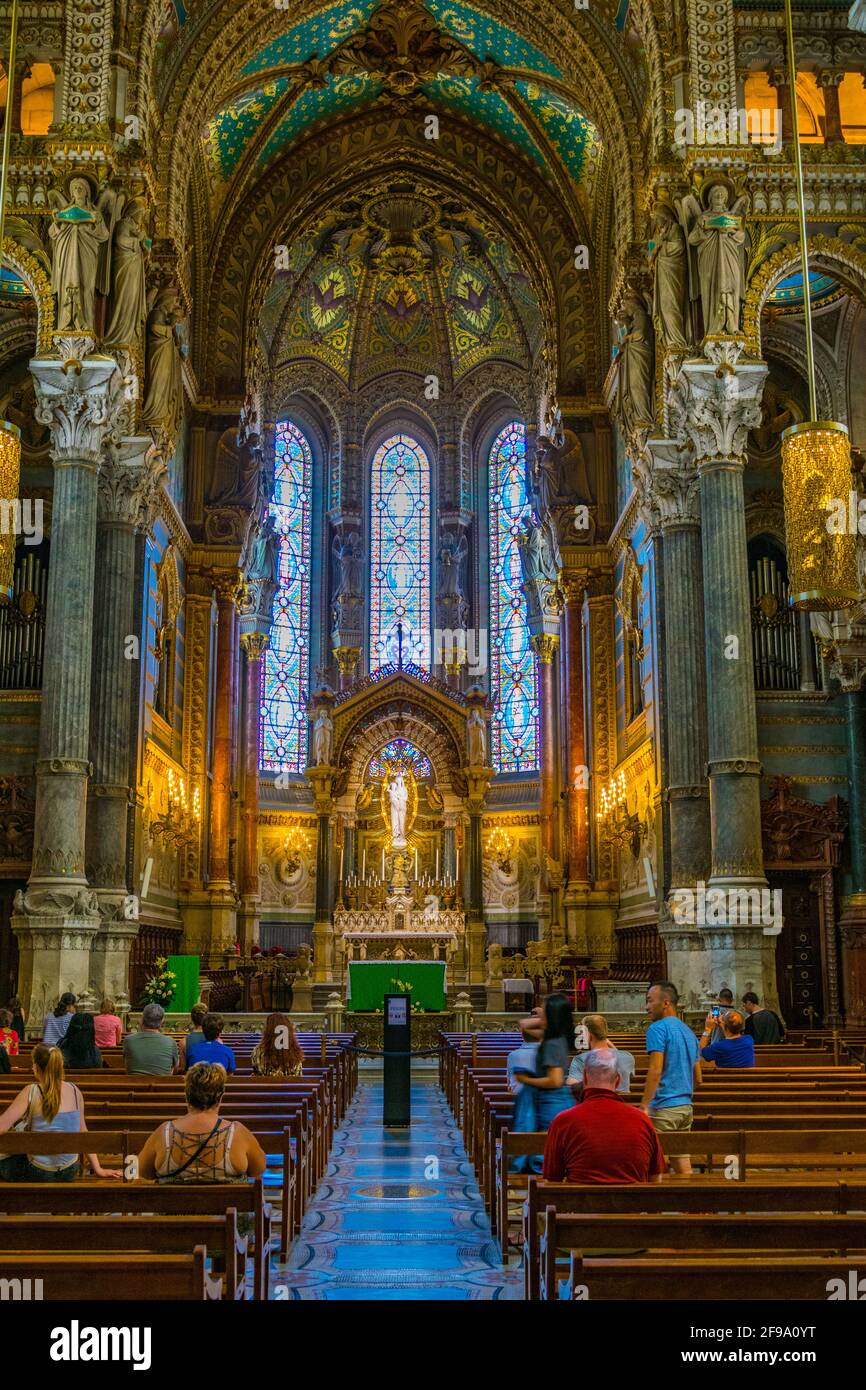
[{"x1": 388, "y1": 770, "x2": 409, "y2": 847}]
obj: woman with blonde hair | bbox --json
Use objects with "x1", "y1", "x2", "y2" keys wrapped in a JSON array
[
  {"x1": 93, "y1": 997, "x2": 123, "y2": 1049},
  {"x1": 0, "y1": 1044, "x2": 122, "y2": 1181},
  {"x1": 250, "y1": 1013, "x2": 304, "y2": 1078},
  {"x1": 137, "y1": 1063, "x2": 266, "y2": 1183}
]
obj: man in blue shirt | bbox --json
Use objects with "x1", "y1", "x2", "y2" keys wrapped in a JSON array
[
  {"x1": 641, "y1": 981, "x2": 701, "y2": 1176},
  {"x1": 699, "y1": 1008, "x2": 755, "y2": 1068},
  {"x1": 185, "y1": 1012, "x2": 237, "y2": 1073}
]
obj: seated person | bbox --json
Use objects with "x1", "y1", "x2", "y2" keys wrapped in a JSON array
[
  {"x1": 59, "y1": 1012, "x2": 103, "y2": 1069},
  {"x1": 123, "y1": 1003, "x2": 179, "y2": 1075},
  {"x1": 137, "y1": 1063, "x2": 266, "y2": 1183},
  {"x1": 178, "y1": 1003, "x2": 208, "y2": 1071},
  {"x1": 0, "y1": 1008, "x2": 19, "y2": 1057},
  {"x1": 0, "y1": 1044, "x2": 121, "y2": 1181},
  {"x1": 251, "y1": 1014, "x2": 304, "y2": 1077},
  {"x1": 568, "y1": 1013, "x2": 635, "y2": 1097},
  {"x1": 543, "y1": 1050, "x2": 666, "y2": 1185},
  {"x1": 185, "y1": 1013, "x2": 237, "y2": 1073},
  {"x1": 93, "y1": 998, "x2": 123, "y2": 1050},
  {"x1": 699, "y1": 1008, "x2": 755, "y2": 1069}
]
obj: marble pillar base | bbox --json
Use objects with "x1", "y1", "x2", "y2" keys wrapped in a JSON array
[
  {"x1": 661, "y1": 920, "x2": 781, "y2": 1015},
  {"x1": 563, "y1": 883, "x2": 591, "y2": 956},
  {"x1": 312, "y1": 918, "x2": 334, "y2": 982},
  {"x1": 840, "y1": 895, "x2": 866, "y2": 1025},
  {"x1": 88, "y1": 922, "x2": 138, "y2": 1005},
  {"x1": 236, "y1": 900, "x2": 260, "y2": 955},
  {"x1": 180, "y1": 894, "x2": 238, "y2": 966},
  {"x1": 12, "y1": 909, "x2": 101, "y2": 1028},
  {"x1": 468, "y1": 917, "x2": 487, "y2": 984}
]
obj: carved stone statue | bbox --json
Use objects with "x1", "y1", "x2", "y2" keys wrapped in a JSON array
[
  {"x1": 518, "y1": 514, "x2": 560, "y2": 588},
  {"x1": 684, "y1": 184, "x2": 748, "y2": 338},
  {"x1": 650, "y1": 204, "x2": 691, "y2": 350},
  {"x1": 140, "y1": 285, "x2": 184, "y2": 439},
  {"x1": 486, "y1": 942, "x2": 504, "y2": 983},
  {"x1": 388, "y1": 770, "x2": 408, "y2": 847},
  {"x1": 615, "y1": 293, "x2": 654, "y2": 434},
  {"x1": 332, "y1": 529, "x2": 364, "y2": 600},
  {"x1": 104, "y1": 200, "x2": 149, "y2": 347},
  {"x1": 248, "y1": 523, "x2": 280, "y2": 589},
  {"x1": 437, "y1": 530, "x2": 468, "y2": 603},
  {"x1": 47, "y1": 178, "x2": 110, "y2": 332},
  {"x1": 467, "y1": 707, "x2": 487, "y2": 766},
  {"x1": 311, "y1": 706, "x2": 333, "y2": 766}
]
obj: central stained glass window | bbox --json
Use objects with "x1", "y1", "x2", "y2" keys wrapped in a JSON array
[
  {"x1": 260, "y1": 420, "x2": 313, "y2": 772},
  {"x1": 488, "y1": 420, "x2": 539, "y2": 773},
  {"x1": 369, "y1": 434, "x2": 431, "y2": 669},
  {"x1": 367, "y1": 739, "x2": 433, "y2": 781}
]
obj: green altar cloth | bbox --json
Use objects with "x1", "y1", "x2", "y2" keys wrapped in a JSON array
[
  {"x1": 167, "y1": 955, "x2": 200, "y2": 1012},
  {"x1": 347, "y1": 961, "x2": 447, "y2": 1012}
]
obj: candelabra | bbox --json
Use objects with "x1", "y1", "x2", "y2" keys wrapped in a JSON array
[
  {"x1": 151, "y1": 770, "x2": 201, "y2": 849},
  {"x1": 595, "y1": 770, "x2": 644, "y2": 858}
]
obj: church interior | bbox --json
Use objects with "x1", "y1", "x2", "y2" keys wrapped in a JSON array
[{"x1": 2, "y1": 0, "x2": 866, "y2": 1314}]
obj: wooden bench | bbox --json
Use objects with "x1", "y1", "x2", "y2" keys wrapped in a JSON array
[
  {"x1": 540, "y1": 1208, "x2": 866, "y2": 1300},
  {"x1": 566, "y1": 1254, "x2": 863, "y2": 1301},
  {"x1": 0, "y1": 1248, "x2": 222, "y2": 1299}
]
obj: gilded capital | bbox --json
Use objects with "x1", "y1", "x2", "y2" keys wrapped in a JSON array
[
  {"x1": 240, "y1": 632, "x2": 269, "y2": 661},
  {"x1": 532, "y1": 632, "x2": 560, "y2": 664}
]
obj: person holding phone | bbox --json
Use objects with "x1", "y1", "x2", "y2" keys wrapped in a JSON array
[{"x1": 699, "y1": 1009, "x2": 755, "y2": 1069}]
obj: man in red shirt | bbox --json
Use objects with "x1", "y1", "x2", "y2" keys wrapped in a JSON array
[{"x1": 542, "y1": 1050, "x2": 667, "y2": 1184}]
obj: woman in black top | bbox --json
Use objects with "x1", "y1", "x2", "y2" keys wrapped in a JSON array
[
  {"x1": 513, "y1": 992, "x2": 575, "y2": 1128},
  {"x1": 7, "y1": 998, "x2": 25, "y2": 1041},
  {"x1": 59, "y1": 1013, "x2": 103, "y2": 1069}
]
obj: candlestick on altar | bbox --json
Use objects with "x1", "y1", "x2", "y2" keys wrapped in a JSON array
[
  {"x1": 436, "y1": 848, "x2": 439, "y2": 879},
  {"x1": 362, "y1": 847, "x2": 366, "y2": 877},
  {"x1": 381, "y1": 848, "x2": 385, "y2": 878}
]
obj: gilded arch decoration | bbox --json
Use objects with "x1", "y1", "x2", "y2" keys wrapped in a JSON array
[
  {"x1": 1, "y1": 240, "x2": 54, "y2": 353},
  {"x1": 744, "y1": 237, "x2": 866, "y2": 357}
]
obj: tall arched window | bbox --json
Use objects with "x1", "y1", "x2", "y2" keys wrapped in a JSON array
[
  {"x1": 260, "y1": 420, "x2": 313, "y2": 772},
  {"x1": 369, "y1": 433, "x2": 431, "y2": 669},
  {"x1": 488, "y1": 420, "x2": 539, "y2": 773}
]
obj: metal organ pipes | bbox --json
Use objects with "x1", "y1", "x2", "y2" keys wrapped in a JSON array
[{"x1": 0, "y1": 546, "x2": 47, "y2": 690}]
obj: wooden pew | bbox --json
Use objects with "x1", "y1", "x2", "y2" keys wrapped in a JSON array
[
  {"x1": 0, "y1": 1211, "x2": 248, "y2": 1299},
  {"x1": 0, "y1": 1176, "x2": 273, "y2": 1299},
  {"x1": 567, "y1": 1254, "x2": 864, "y2": 1301},
  {"x1": 540, "y1": 1208, "x2": 866, "y2": 1300},
  {"x1": 0, "y1": 1247, "x2": 222, "y2": 1299}
]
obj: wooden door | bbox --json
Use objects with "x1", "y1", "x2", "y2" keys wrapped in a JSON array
[{"x1": 772, "y1": 875, "x2": 824, "y2": 1029}]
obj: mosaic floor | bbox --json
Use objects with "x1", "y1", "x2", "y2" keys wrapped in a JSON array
[{"x1": 274, "y1": 1070, "x2": 522, "y2": 1300}]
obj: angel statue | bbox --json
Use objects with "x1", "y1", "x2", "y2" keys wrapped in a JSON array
[
  {"x1": 466, "y1": 707, "x2": 487, "y2": 766},
  {"x1": 614, "y1": 293, "x2": 654, "y2": 434},
  {"x1": 104, "y1": 198, "x2": 150, "y2": 347},
  {"x1": 682, "y1": 183, "x2": 748, "y2": 338},
  {"x1": 140, "y1": 285, "x2": 185, "y2": 439},
  {"x1": 649, "y1": 203, "x2": 691, "y2": 350},
  {"x1": 332, "y1": 529, "x2": 364, "y2": 600},
  {"x1": 437, "y1": 530, "x2": 468, "y2": 602},
  {"x1": 311, "y1": 705, "x2": 333, "y2": 766},
  {"x1": 47, "y1": 178, "x2": 110, "y2": 332}
]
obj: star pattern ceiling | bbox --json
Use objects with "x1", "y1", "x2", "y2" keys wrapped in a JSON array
[{"x1": 201, "y1": 0, "x2": 598, "y2": 193}]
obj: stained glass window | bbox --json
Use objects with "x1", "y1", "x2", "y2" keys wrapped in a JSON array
[
  {"x1": 260, "y1": 420, "x2": 313, "y2": 772},
  {"x1": 369, "y1": 434, "x2": 431, "y2": 669},
  {"x1": 367, "y1": 739, "x2": 433, "y2": 781},
  {"x1": 488, "y1": 420, "x2": 539, "y2": 773}
]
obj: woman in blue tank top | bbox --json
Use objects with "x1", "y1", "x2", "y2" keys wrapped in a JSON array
[{"x1": 0, "y1": 1044, "x2": 122, "y2": 1181}]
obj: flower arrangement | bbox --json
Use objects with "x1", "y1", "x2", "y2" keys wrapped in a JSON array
[{"x1": 141, "y1": 956, "x2": 177, "y2": 1007}]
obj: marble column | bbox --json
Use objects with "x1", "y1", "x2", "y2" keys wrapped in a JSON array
[
  {"x1": 639, "y1": 440, "x2": 711, "y2": 889},
  {"x1": 86, "y1": 436, "x2": 163, "y2": 1002},
  {"x1": 308, "y1": 767, "x2": 336, "y2": 983},
  {"x1": 532, "y1": 632, "x2": 562, "y2": 941},
  {"x1": 237, "y1": 633, "x2": 268, "y2": 953},
  {"x1": 818, "y1": 71, "x2": 844, "y2": 142},
  {"x1": 463, "y1": 770, "x2": 492, "y2": 984},
  {"x1": 13, "y1": 344, "x2": 122, "y2": 1023},
  {"x1": 770, "y1": 70, "x2": 795, "y2": 143},
  {"x1": 840, "y1": 679, "x2": 866, "y2": 1022},
  {"x1": 206, "y1": 572, "x2": 240, "y2": 955},
  {"x1": 561, "y1": 577, "x2": 589, "y2": 890},
  {"x1": 679, "y1": 343, "x2": 776, "y2": 1000}
]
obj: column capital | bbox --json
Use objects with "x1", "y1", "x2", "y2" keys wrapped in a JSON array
[
  {"x1": 240, "y1": 632, "x2": 269, "y2": 661},
  {"x1": 531, "y1": 632, "x2": 560, "y2": 664},
  {"x1": 817, "y1": 69, "x2": 844, "y2": 88},
  {"x1": 97, "y1": 435, "x2": 166, "y2": 528},
  {"x1": 212, "y1": 570, "x2": 243, "y2": 605},
  {"x1": 678, "y1": 343, "x2": 767, "y2": 467},
  {"x1": 634, "y1": 436, "x2": 701, "y2": 533},
  {"x1": 30, "y1": 348, "x2": 124, "y2": 466}
]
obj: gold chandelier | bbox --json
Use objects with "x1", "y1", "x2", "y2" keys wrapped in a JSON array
[
  {"x1": 485, "y1": 824, "x2": 514, "y2": 874},
  {"x1": 0, "y1": 422, "x2": 21, "y2": 603},
  {"x1": 779, "y1": 0, "x2": 858, "y2": 610},
  {"x1": 283, "y1": 822, "x2": 313, "y2": 874}
]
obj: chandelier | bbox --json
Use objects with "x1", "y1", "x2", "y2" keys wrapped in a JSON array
[
  {"x1": 283, "y1": 822, "x2": 313, "y2": 874},
  {"x1": 778, "y1": 0, "x2": 858, "y2": 611},
  {"x1": 485, "y1": 824, "x2": 514, "y2": 874},
  {"x1": 0, "y1": 422, "x2": 21, "y2": 604}
]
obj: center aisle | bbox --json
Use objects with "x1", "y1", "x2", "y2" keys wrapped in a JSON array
[{"x1": 278, "y1": 1071, "x2": 522, "y2": 1300}]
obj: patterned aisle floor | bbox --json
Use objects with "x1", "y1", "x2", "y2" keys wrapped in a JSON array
[{"x1": 274, "y1": 1069, "x2": 522, "y2": 1300}]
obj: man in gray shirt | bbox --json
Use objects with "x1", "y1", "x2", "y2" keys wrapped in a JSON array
[
  {"x1": 123, "y1": 1003, "x2": 179, "y2": 1074},
  {"x1": 568, "y1": 1013, "x2": 636, "y2": 1096}
]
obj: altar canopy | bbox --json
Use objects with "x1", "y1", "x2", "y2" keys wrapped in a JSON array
[{"x1": 347, "y1": 961, "x2": 447, "y2": 1011}]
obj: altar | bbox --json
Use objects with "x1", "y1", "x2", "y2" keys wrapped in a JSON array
[
  {"x1": 334, "y1": 894, "x2": 466, "y2": 969},
  {"x1": 347, "y1": 960, "x2": 447, "y2": 1012}
]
